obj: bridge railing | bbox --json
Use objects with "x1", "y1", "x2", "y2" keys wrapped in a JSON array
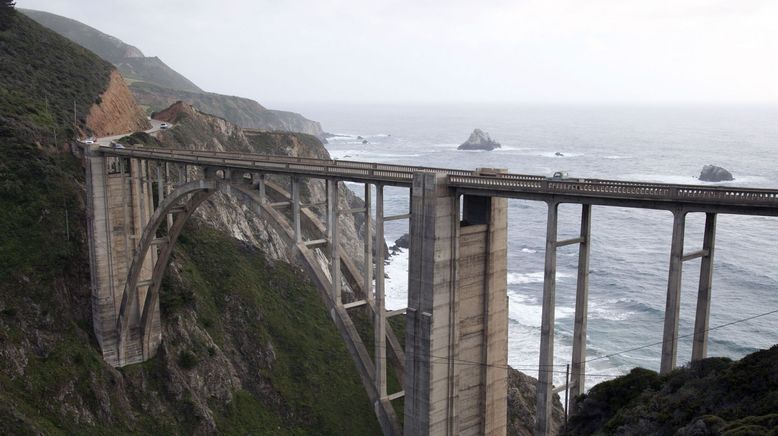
[
  {"x1": 102, "y1": 146, "x2": 778, "y2": 207},
  {"x1": 449, "y1": 175, "x2": 778, "y2": 205}
]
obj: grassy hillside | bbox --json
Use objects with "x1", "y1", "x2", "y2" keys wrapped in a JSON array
[
  {"x1": 0, "y1": 12, "x2": 113, "y2": 144},
  {"x1": 0, "y1": 9, "x2": 381, "y2": 434},
  {"x1": 21, "y1": 9, "x2": 203, "y2": 93}
]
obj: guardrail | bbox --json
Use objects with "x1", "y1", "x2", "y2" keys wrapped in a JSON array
[{"x1": 101, "y1": 146, "x2": 778, "y2": 208}]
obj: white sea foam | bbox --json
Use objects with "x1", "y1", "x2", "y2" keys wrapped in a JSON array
[
  {"x1": 507, "y1": 271, "x2": 573, "y2": 285},
  {"x1": 521, "y1": 248, "x2": 537, "y2": 254},
  {"x1": 384, "y1": 246, "x2": 409, "y2": 310}
]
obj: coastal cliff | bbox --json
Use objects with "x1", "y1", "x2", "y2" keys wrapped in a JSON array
[
  {"x1": 85, "y1": 70, "x2": 150, "y2": 137},
  {"x1": 132, "y1": 82, "x2": 326, "y2": 139}
]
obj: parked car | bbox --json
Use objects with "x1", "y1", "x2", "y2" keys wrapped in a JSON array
[
  {"x1": 110, "y1": 141, "x2": 125, "y2": 149},
  {"x1": 160, "y1": 122, "x2": 170, "y2": 129}
]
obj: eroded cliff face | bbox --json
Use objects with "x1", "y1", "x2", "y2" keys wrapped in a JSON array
[
  {"x1": 131, "y1": 82, "x2": 326, "y2": 139},
  {"x1": 85, "y1": 70, "x2": 150, "y2": 137},
  {"x1": 153, "y1": 102, "x2": 368, "y2": 284}
]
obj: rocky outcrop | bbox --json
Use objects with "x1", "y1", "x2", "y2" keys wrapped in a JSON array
[
  {"x1": 458, "y1": 128, "x2": 501, "y2": 151},
  {"x1": 134, "y1": 82, "x2": 326, "y2": 139},
  {"x1": 508, "y1": 367, "x2": 566, "y2": 436},
  {"x1": 152, "y1": 102, "x2": 368, "y2": 281},
  {"x1": 699, "y1": 165, "x2": 734, "y2": 182},
  {"x1": 85, "y1": 70, "x2": 150, "y2": 137}
]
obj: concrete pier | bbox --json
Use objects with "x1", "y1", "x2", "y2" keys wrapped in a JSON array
[
  {"x1": 536, "y1": 201, "x2": 559, "y2": 435},
  {"x1": 661, "y1": 210, "x2": 686, "y2": 374},
  {"x1": 404, "y1": 172, "x2": 508, "y2": 436}
]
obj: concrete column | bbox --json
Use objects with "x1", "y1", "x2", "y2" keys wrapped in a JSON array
[
  {"x1": 365, "y1": 183, "x2": 374, "y2": 304},
  {"x1": 258, "y1": 173, "x2": 266, "y2": 217},
  {"x1": 405, "y1": 172, "x2": 459, "y2": 436},
  {"x1": 692, "y1": 213, "x2": 716, "y2": 361},
  {"x1": 164, "y1": 163, "x2": 173, "y2": 230},
  {"x1": 328, "y1": 179, "x2": 341, "y2": 304},
  {"x1": 375, "y1": 184, "x2": 387, "y2": 398},
  {"x1": 536, "y1": 201, "x2": 559, "y2": 436},
  {"x1": 570, "y1": 204, "x2": 592, "y2": 408},
  {"x1": 661, "y1": 209, "x2": 686, "y2": 374},
  {"x1": 292, "y1": 176, "x2": 301, "y2": 243}
]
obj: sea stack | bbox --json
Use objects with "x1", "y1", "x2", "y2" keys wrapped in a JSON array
[
  {"x1": 699, "y1": 165, "x2": 734, "y2": 182},
  {"x1": 458, "y1": 128, "x2": 501, "y2": 151}
]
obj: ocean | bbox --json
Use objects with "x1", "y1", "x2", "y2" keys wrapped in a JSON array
[{"x1": 295, "y1": 103, "x2": 778, "y2": 393}]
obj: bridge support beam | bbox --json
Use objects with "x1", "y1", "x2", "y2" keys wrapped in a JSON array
[
  {"x1": 661, "y1": 209, "x2": 687, "y2": 374},
  {"x1": 328, "y1": 179, "x2": 342, "y2": 305},
  {"x1": 692, "y1": 213, "x2": 716, "y2": 361},
  {"x1": 570, "y1": 203, "x2": 592, "y2": 412},
  {"x1": 536, "y1": 201, "x2": 558, "y2": 435},
  {"x1": 375, "y1": 184, "x2": 387, "y2": 398},
  {"x1": 404, "y1": 172, "x2": 507, "y2": 436}
]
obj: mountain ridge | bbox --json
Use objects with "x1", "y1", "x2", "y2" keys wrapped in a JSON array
[{"x1": 21, "y1": 8, "x2": 327, "y2": 140}]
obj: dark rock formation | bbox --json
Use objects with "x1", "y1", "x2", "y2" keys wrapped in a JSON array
[
  {"x1": 389, "y1": 233, "x2": 410, "y2": 255},
  {"x1": 508, "y1": 367, "x2": 566, "y2": 436},
  {"x1": 362, "y1": 140, "x2": 368, "y2": 144},
  {"x1": 699, "y1": 165, "x2": 734, "y2": 182},
  {"x1": 458, "y1": 128, "x2": 501, "y2": 151},
  {"x1": 555, "y1": 152, "x2": 564, "y2": 157}
]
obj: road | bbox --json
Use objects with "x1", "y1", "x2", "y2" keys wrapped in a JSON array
[{"x1": 94, "y1": 119, "x2": 167, "y2": 146}]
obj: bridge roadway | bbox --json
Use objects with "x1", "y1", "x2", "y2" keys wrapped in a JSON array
[{"x1": 102, "y1": 145, "x2": 778, "y2": 216}]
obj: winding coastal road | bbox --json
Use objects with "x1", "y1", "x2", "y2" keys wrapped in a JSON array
[{"x1": 94, "y1": 119, "x2": 167, "y2": 146}]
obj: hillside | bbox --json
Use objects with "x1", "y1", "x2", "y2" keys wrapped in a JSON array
[
  {"x1": 21, "y1": 9, "x2": 203, "y2": 93},
  {"x1": 565, "y1": 345, "x2": 778, "y2": 435},
  {"x1": 0, "y1": 10, "x2": 381, "y2": 434},
  {"x1": 130, "y1": 82, "x2": 325, "y2": 138},
  {"x1": 22, "y1": 9, "x2": 328, "y2": 139}
]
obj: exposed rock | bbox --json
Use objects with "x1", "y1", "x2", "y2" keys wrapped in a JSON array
[
  {"x1": 85, "y1": 70, "x2": 150, "y2": 137},
  {"x1": 507, "y1": 367, "x2": 566, "y2": 436},
  {"x1": 458, "y1": 128, "x2": 501, "y2": 151},
  {"x1": 131, "y1": 82, "x2": 326, "y2": 139},
  {"x1": 390, "y1": 233, "x2": 410, "y2": 255},
  {"x1": 362, "y1": 140, "x2": 368, "y2": 144},
  {"x1": 698, "y1": 165, "x2": 734, "y2": 182},
  {"x1": 555, "y1": 152, "x2": 564, "y2": 157}
]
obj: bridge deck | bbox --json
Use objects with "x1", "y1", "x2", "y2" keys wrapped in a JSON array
[{"x1": 102, "y1": 146, "x2": 778, "y2": 216}]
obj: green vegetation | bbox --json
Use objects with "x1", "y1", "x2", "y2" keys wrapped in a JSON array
[
  {"x1": 565, "y1": 347, "x2": 778, "y2": 434},
  {"x1": 0, "y1": 13, "x2": 113, "y2": 142},
  {"x1": 165, "y1": 223, "x2": 382, "y2": 434},
  {"x1": 0, "y1": 14, "x2": 381, "y2": 435},
  {"x1": 21, "y1": 9, "x2": 203, "y2": 93}
]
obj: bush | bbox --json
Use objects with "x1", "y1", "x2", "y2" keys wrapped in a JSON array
[{"x1": 178, "y1": 350, "x2": 198, "y2": 370}]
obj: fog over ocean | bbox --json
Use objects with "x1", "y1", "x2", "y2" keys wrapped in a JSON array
[{"x1": 299, "y1": 103, "x2": 778, "y2": 393}]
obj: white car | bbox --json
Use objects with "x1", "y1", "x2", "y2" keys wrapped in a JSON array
[
  {"x1": 82, "y1": 139, "x2": 94, "y2": 144},
  {"x1": 160, "y1": 122, "x2": 170, "y2": 129}
]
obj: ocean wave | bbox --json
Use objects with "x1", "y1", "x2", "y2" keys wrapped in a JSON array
[
  {"x1": 521, "y1": 248, "x2": 537, "y2": 254},
  {"x1": 507, "y1": 271, "x2": 573, "y2": 285},
  {"x1": 538, "y1": 151, "x2": 582, "y2": 158}
]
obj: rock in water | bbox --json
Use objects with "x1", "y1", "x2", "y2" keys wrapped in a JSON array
[
  {"x1": 699, "y1": 165, "x2": 733, "y2": 182},
  {"x1": 458, "y1": 128, "x2": 501, "y2": 151}
]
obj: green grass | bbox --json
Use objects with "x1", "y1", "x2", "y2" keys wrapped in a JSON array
[
  {"x1": 163, "y1": 222, "x2": 382, "y2": 434},
  {"x1": 0, "y1": 12, "x2": 113, "y2": 142}
]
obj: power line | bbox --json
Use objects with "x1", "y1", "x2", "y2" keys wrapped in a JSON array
[{"x1": 359, "y1": 305, "x2": 778, "y2": 379}]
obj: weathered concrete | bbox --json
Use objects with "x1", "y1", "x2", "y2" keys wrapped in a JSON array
[
  {"x1": 404, "y1": 172, "x2": 508, "y2": 436},
  {"x1": 661, "y1": 210, "x2": 686, "y2": 374},
  {"x1": 570, "y1": 204, "x2": 592, "y2": 411},
  {"x1": 536, "y1": 201, "x2": 559, "y2": 436},
  {"x1": 86, "y1": 149, "x2": 156, "y2": 366},
  {"x1": 692, "y1": 213, "x2": 717, "y2": 361}
]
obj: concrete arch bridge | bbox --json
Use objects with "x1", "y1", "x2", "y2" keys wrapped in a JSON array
[{"x1": 82, "y1": 146, "x2": 778, "y2": 435}]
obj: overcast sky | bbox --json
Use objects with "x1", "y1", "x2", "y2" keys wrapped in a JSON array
[{"x1": 21, "y1": 0, "x2": 778, "y2": 105}]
